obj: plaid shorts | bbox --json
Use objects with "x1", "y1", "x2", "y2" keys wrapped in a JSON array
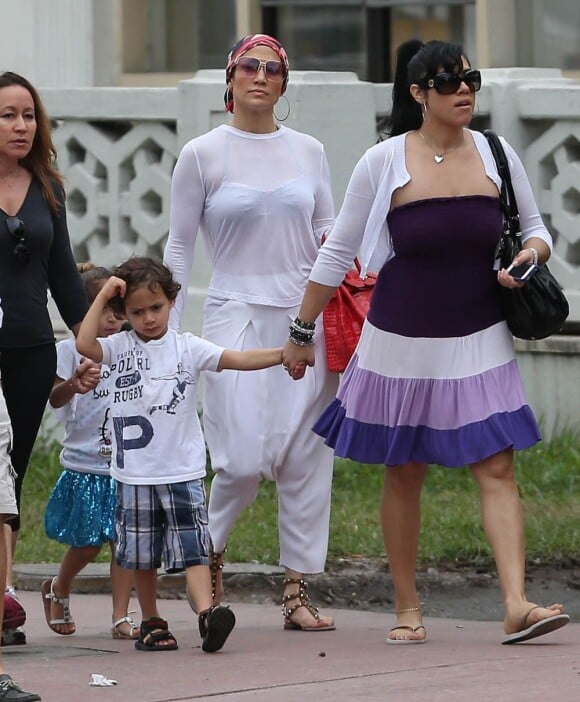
[{"x1": 115, "y1": 478, "x2": 210, "y2": 572}]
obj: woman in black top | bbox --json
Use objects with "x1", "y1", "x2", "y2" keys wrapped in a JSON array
[{"x1": 0, "y1": 71, "x2": 87, "y2": 645}]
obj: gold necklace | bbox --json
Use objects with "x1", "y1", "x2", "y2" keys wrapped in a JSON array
[{"x1": 418, "y1": 131, "x2": 463, "y2": 164}]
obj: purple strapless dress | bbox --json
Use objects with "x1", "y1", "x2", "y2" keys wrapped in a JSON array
[{"x1": 314, "y1": 196, "x2": 540, "y2": 467}]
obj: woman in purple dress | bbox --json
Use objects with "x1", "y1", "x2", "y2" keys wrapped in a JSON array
[{"x1": 282, "y1": 39, "x2": 570, "y2": 645}]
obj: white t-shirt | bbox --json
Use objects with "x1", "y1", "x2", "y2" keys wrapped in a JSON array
[
  {"x1": 98, "y1": 328, "x2": 224, "y2": 485},
  {"x1": 51, "y1": 338, "x2": 113, "y2": 476},
  {"x1": 165, "y1": 124, "x2": 335, "y2": 325}
]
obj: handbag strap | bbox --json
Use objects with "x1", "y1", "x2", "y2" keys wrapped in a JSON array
[{"x1": 483, "y1": 130, "x2": 521, "y2": 243}]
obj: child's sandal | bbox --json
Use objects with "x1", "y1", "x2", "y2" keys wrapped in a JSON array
[
  {"x1": 40, "y1": 578, "x2": 76, "y2": 636},
  {"x1": 134, "y1": 617, "x2": 178, "y2": 652},
  {"x1": 111, "y1": 614, "x2": 140, "y2": 640}
]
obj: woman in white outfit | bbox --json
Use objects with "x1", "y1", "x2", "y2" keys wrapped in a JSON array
[{"x1": 164, "y1": 34, "x2": 338, "y2": 631}]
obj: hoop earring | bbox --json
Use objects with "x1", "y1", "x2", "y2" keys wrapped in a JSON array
[
  {"x1": 421, "y1": 103, "x2": 428, "y2": 120},
  {"x1": 274, "y1": 95, "x2": 290, "y2": 122}
]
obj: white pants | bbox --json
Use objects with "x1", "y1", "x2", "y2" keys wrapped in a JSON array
[
  {"x1": 0, "y1": 376, "x2": 18, "y2": 517},
  {"x1": 203, "y1": 300, "x2": 338, "y2": 574}
]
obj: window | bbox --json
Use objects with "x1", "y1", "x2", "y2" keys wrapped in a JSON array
[
  {"x1": 262, "y1": 2, "x2": 475, "y2": 82},
  {"x1": 121, "y1": 0, "x2": 237, "y2": 77}
]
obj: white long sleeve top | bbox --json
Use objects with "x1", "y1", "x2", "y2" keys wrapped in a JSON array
[
  {"x1": 165, "y1": 124, "x2": 335, "y2": 324},
  {"x1": 310, "y1": 129, "x2": 552, "y2": 287}
]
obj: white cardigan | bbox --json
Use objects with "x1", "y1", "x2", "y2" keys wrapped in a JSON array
[{"x1": 310, "y1": 129, "x2": 552, "y2": 287}]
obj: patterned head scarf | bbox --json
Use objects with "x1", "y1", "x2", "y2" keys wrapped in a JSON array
[{"x1": 224, "y1": 34, "x2": 289, "y2": 113}]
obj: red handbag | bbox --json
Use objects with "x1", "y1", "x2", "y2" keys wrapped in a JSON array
[{"x1": 323, "y1": 258, "x2": 377, "y2": 373}]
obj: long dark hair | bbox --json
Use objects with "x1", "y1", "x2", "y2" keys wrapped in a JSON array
[
  {"x1": 386, "y1": 39, "x2": 467, "y2": 138},
  {"x1": 0, "y1": 71, "x2": 63, "y2": 214}
]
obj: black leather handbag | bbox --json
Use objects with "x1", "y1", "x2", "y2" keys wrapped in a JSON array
[{"x1": 484, "y1": 130, "x2": 569, "y2": 340}]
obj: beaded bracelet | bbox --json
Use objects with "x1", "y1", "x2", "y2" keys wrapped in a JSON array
[
  {"x1": 288, "y1": 322, "x2": 315, "y2": 347},
  {"x1": 288, "y1": 326, "x2": 314, "y2": 344},
  {"x1": 288, "y1": 335, "x2": 314, "y2": 347},
  {"x1": 292, "y1": 316, "x2": 316, "y2": 331}
]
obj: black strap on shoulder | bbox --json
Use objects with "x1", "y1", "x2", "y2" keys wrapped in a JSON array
[{"x1": 483, "y1": 129, "x2": 520, "y2": 236}]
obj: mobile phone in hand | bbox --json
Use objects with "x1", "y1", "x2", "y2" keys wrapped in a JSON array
[{"x1": 506, "y1": 261, "x2": 538, "y2": 282}]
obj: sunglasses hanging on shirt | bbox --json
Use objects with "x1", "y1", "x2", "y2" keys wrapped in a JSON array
[{"x1": 5, "y1": 216, "x2": 30, "y2": 263}]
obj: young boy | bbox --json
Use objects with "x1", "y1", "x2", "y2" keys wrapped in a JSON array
[{"x1": 76, "y1": 257, "x2": 282, "y2": 653}]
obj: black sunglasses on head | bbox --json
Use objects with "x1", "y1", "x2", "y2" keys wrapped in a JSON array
[
  {"x1": 5, "y1": 216, "x2": 30, "y2": 263},
  {"x1": 423, "y1": 69, "x2": 482, "y2": 95}
]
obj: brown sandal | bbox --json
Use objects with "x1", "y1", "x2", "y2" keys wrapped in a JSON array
[
  {"x1": 281, "y1": 578, "x2": 335, "y2": 632},
  {"x1": 209, "y1": 548, "x2": 225, "y2": 604}
]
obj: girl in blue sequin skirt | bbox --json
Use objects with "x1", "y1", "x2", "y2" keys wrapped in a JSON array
[{"x1": 42, "y1": 265, "x2": 138, "y2": 640}]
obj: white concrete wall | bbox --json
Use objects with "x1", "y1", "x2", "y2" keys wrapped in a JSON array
[{"x1": 0, "y1": 0, "x2": 98, "y2": 86}]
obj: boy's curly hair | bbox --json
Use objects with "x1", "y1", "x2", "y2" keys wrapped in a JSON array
[{"x1": 108, "y1": 256, "x2": 181, "y2": 316}]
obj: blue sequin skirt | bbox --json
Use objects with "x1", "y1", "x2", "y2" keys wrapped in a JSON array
[{"x1": 44, "y1": 470, "x2": 116, "y2": 547}]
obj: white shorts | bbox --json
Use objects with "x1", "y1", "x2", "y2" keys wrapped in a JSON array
[{"x1": 0, "y1": 382, "x2": 18, "y2": 518}]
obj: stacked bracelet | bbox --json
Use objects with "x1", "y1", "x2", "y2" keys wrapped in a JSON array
[
  {"x1": 289, "y1": 316, "x2": 315, "y2": 347},
  {"x1": 292, "y1": 316, "x2": 315, "y2": 331}
]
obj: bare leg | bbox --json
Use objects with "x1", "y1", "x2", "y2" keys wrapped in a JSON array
[
  {"x1": 48, "y1": 545, "x2": 101, "y2": 634},
  {"x1": 381, "y1": 462, "x2": 428, "y2": 642},
  {"x1": 470, "y1": 449, "x2": 565, "y2": 634},
  {"x1": 3, "y1": 524, "x2": 16, "y2": 592},
  {"x1": 185, "y1": 564, "x2": 213, "y2": 615},
  {"x1": 133, "y1": 569, "x2": 160, "y2": 621},
  {"x1": 0, "y1": 517, "x2": 7, "y2": 673},
  {"x1": 109, "y1": 545, "x2": 137, "y2": 637}
]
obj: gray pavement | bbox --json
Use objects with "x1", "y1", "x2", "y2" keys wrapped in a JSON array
[{"x1": 3, "y1": 565, "x2": 577, "y2": 702}]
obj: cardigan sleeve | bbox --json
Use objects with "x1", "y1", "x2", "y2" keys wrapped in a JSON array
[{"x1": 501, "y1": 138, "x2": 553, "y2": 252}]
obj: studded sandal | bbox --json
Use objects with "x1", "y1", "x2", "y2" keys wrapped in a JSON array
[
  {"x1": 209, "y1": 548, "x2": 225, "y2": 604},
  {"x1": 281, "y1": 577, "x2": 335, "y2": 631}
]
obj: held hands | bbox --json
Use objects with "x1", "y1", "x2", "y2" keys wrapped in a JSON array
[
  {"x1": 281, "y1": 339, "x2": 315, "y2": 381},
  {"x1": 72, "y1": 357, "x2": 101, "y2": 394}
]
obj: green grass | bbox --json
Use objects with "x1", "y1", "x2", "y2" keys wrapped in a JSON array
[{"x1": 16, "y1": 430, "x2": 580, "y2": 569}]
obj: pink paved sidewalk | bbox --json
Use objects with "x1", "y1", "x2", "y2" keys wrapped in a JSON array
[{"x1": 3, "y1": 590, "x2": 577, "y2": 702}]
